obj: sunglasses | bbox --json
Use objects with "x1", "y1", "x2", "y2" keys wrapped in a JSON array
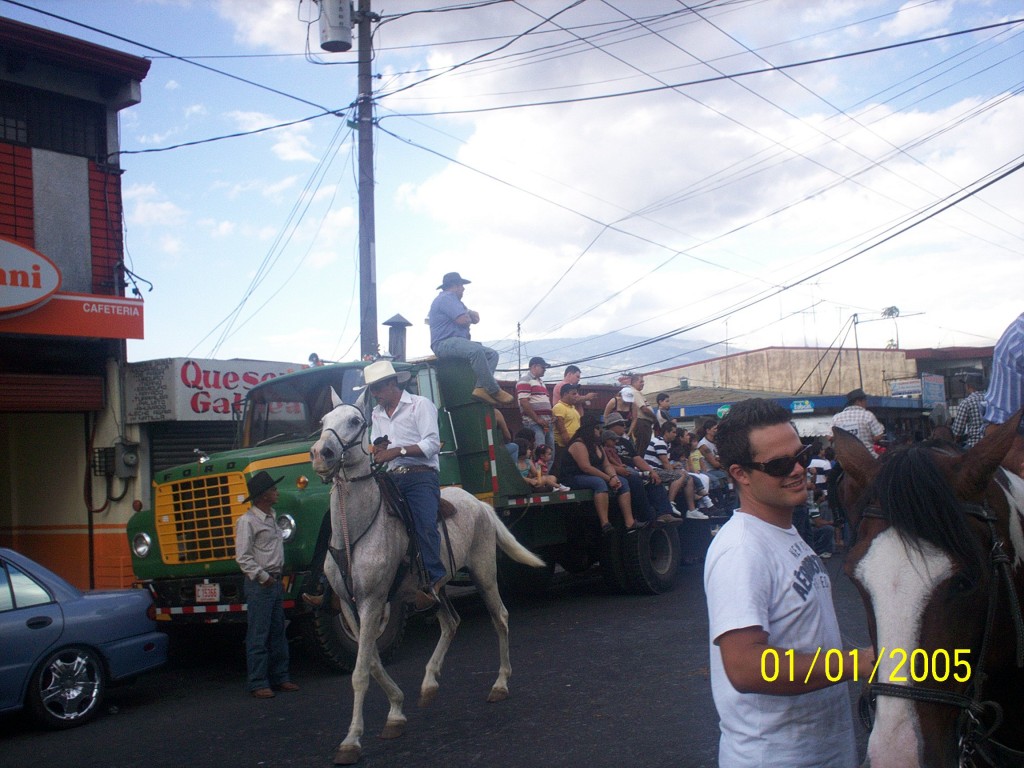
[{"x1": 742, "y1": 443, "x2": 813, "y2": 478}]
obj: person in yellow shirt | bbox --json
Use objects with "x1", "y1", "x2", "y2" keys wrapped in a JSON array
[{"x1": 552, "y1": 384, "x2": 581, "y2": 473}]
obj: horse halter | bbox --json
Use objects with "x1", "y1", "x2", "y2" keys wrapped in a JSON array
[
  {"x1": 318, "y1": 411, "x2": 373, "y2": 483},
  {"x1": 857, "y1": 493, "x2": 1024, "y2": 767}
]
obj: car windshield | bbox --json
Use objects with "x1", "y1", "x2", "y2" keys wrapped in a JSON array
[{"x1": 242, "y1": 366, "x2": 367, "y2": 447}]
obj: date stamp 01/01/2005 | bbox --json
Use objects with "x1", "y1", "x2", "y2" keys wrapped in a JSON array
[{"x1": 760, "y1": 647, "x2": 972, "y2": 685}]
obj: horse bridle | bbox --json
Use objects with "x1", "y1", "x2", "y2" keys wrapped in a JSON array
[
  {"x1": 318, "y1": 411, "x2": 374, "y2": 483},
  {"x1": 854, "y1": 485, "x2": 1024, "y2": 767}
]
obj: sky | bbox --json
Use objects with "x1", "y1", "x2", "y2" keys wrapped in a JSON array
[{"x1": 4, "y1": 0, "x2": 1022, "y2": 380}]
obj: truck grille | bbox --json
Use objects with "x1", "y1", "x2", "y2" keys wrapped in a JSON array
[{"x1": 154, "y1": 473, "x2": 248, "y2": 564}]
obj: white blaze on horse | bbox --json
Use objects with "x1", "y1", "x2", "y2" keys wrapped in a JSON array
[
  {"x1": 308, "y1": 395, "x2": 545, "y2": 766},
  {"x1": 833, "y1": 412, "x2": 1024, "y2": 768}
]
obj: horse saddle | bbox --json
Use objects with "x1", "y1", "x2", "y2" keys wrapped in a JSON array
[{"x1": 376, "y1": 473, "x2": 457, "y2": 524}]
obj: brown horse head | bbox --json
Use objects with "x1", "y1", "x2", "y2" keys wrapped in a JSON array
[{"x1": 834, "y1": 412, "x2": 1024, "y2": 768}]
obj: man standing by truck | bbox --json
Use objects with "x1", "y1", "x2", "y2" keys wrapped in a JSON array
[{"x1": 235, "y1": 471, "x2": 300, "y2": 699}]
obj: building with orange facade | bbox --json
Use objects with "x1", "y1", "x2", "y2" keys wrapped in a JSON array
[{"x1": 0, "y1": 18, "x2": 150, "y2": 589}]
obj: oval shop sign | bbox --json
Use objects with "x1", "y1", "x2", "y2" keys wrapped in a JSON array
[{"x1": 0, "y1": 237, "x2": 62, "y2": 313}]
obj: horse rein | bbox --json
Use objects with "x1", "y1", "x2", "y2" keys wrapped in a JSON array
[{"x1": 856, "y1": 489, "x2": 1024, "y2": 767}]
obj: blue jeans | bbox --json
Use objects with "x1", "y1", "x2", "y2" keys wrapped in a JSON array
[
  {"x1": 622, "y1": 469, "x2": 655, "y2": 522},
  {"x1": 568, "y1": 473, "x2": 628, "y2": 496},
  {"x1": 392, "y1": 470, "x2": 447, "y2": 585},
  {"x1": 524, "y1": 420, "x2": 555, "y2": 453},
  {"x1": 433, "y1": 336, "x2": 500, "y2": 394},
  {"x1": 243, "y1": 577, "x2": 289, "y2": 691}
]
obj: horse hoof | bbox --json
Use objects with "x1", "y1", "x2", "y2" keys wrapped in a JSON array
[
  {"x1": 379, "y1": 721, "x2": 406, "y2": 740},
  {"x1": 487, "y1": 687, "x2": 509, "y2": 703},
  {"x1": 333, "y1": 745, "x2": 361, "y2": 765},
  {"x1": 418, "y1": 688, "x2": 438, "y2": 707}
]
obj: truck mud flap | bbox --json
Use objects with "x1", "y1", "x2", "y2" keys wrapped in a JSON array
[{"x1": 599, "y1": 527, "x2": 628, "y2": 592}]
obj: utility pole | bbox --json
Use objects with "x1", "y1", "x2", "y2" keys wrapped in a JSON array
[
  {"x1": 355, "y1": 0, "x2": 378, "y2": 359},
  {"x1": 852, "y1": 313, "x2": 864, "y2": 389}
]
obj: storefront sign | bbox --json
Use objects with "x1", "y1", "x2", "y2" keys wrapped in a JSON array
[
  {"x1": 126, "y1": 358, "x2": 304, "y2": 423},
  {"x1": 0, "y1": 238, "x2": 61, "y2": 312},
  {"x1": 921, "y1": 374, "x2": 946, "y2": 408},
  {"x1": 0, "y1": 237, "x2": 143, "y2": 339},
  {"x1": 890, "y1": 378, "x2": 923, "y2": 397}
]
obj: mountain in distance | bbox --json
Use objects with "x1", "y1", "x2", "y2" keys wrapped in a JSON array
[{"x1": 487, "y1": 332, "x2": 734, "y2": 384}]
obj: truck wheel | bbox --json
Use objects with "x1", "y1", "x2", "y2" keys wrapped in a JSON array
[
  {"x1": 301, "y1": 595, "x2": 408, "y2": 674},
  {"x1": 623, "y1": 522, "x2": 680, "y2": 595},
  {"x1": 498, "y1": 549, "x2": 555, "y2": 595},
  {"x1": 599, "y1": 527, "x2": 629, "y2": 592}
]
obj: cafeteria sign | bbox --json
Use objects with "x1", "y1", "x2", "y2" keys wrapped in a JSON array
[{"x1": 0, "y1": 236, "x2": 143, "y2": 339}]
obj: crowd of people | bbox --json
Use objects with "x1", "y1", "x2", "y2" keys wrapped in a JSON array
[{"x1": 493, "y1": 361, "x2": 740, "y2": 528}]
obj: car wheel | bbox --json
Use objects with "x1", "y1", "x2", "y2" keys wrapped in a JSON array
[{"x1": 28, "y1": 645, "x2": 106, "y2": 729}]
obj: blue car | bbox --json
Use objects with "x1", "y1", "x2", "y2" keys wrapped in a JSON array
[{"x1": 0, "y1": 548, "x2": 169, "y2": 729}]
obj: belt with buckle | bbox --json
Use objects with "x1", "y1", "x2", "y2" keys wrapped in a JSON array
[{"x1": 388, "y1": 465, "x2": 437, "y2": 475}]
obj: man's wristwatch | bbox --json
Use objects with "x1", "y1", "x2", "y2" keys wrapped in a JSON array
[{"x1": 399, "y1": 447, "x2": 408, "y2": 456}]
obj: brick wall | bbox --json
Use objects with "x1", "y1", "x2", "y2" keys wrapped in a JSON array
[
  {"x1": 89, "y1": 162, "x2": 124, "y2": 296},
  {"x1": 0, "y1": 143, "x2": 35, "y2": 246}
]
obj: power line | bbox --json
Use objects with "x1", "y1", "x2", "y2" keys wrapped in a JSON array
[{"x1": 377, "y1": 17, "x2": 1024, "y2": 117}]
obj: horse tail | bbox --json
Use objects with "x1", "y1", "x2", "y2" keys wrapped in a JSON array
[{"x1": 481, "y1": 501, "x2": 545, "y2": 568}]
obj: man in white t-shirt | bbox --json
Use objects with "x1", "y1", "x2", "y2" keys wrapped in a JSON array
[{"x1": 704, "y1": 398, "x2": 874, "y2": 768}]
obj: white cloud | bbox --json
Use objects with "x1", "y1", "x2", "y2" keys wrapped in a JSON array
[
  {"x1": 164, "y1": 80, "x2": 180, "y2": 90},
  {"x1": 226, "y1": 111, "x2": 317, "y2": 162},
  {"x1": 880, "y1": 1, "x2": 954, "y2": 38},
  {"x1": 184, "y1": 104, "x2": 207, "y2": 118},
  {"x1": 123, "y1": 184, "x2": 187, "y2": 227}
]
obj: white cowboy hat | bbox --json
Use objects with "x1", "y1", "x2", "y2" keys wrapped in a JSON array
[{"x1": 362, "y1": 360, "x2": 411, "y2": 388}]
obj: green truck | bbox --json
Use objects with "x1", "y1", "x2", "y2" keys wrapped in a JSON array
[{"x1": 127, "y1": 358, "x2": 681, "y2": 671}]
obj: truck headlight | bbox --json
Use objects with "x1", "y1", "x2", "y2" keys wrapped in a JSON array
[
  {"x1": 132, "y1": 532, "x2": 152, "y2": 558},
  {"x1": 276, "y1": 514, "x2": 296, "y2": 541}
]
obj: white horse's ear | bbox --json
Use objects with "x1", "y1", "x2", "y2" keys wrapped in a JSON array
[{"x1": 331, "y1": 387, "x2": 343, "y2": 408}]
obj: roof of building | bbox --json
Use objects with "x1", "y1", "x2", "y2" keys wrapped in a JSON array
[{"x1": 0, "y1": 17, "x2": 151, "y2": 83}]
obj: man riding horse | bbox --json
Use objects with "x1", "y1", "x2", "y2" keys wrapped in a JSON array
[{"x1": 363, "y1": 360, "x2": 446, "y2": 612}]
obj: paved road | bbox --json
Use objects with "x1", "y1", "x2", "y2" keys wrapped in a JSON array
[{"x1": 0, "y1": 552, "x2": 873, "y2": 768}]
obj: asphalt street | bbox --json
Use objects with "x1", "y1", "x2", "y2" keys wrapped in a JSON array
[{"x1": 0, "y1": 551, "x2": 874, "y2": 768}]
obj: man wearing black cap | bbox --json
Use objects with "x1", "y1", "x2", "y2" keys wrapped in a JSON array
[
  {"x1": 952, "y1": 373, "x2": 987, "y2": 449},
  {"x1": 235, "y1": 470, "x2": 298, "y2": 699},
  {"x1": 517, "y1": 356, "x2": 555, "y2": 453},
  {"x1": 428, "y1": 271, "x2": 513, "y2": 406},
  {"x1": 829, "y1": 388, "x2": 884, "y2": 457}
]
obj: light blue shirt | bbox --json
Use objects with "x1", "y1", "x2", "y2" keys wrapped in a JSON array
[
  {"x1": 429, "y1": 290, "x2": 470, "y2": 349},
  {"x1": 985, "y1": 311, "x2": 1024, "y2": 426}
]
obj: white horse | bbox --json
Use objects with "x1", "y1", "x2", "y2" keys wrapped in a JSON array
[{"x1": 309, "y1": 397, "x2": 545, "y2": 765}]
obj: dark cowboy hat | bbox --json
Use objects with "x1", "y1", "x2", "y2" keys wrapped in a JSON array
[
  {"x1": 604, "y1": 412, "x2": 628, "y2": 427},
  {"x1": 244, "y1": 470, "x2": 284, "y2": 503},
  {"x1": 437, "y1": 271, "x2": 471, "y2": 290},
  {"x1": 846, "y1": 388, "x2": 868, "y2": 404}
]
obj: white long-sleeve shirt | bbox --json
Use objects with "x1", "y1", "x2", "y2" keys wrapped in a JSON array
[{"x1": 371, "y1": 390, "x2": 441, "y2": 471}]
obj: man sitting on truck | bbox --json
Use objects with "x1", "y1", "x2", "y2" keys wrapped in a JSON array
[
  {"x1": 428, "y1": 271, "x2": 514, "y2": 407},
  {"x1": 365, "y1": 360, "x2": 447, "y2": 612}
]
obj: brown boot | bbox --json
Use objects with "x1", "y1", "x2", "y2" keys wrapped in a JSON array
[
  {"x1": 471, "y1": 387, "x2": 498, "y2": 405},
  {"x1": 412, "y1": 586, "x2": 440, "y2": 613}
]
